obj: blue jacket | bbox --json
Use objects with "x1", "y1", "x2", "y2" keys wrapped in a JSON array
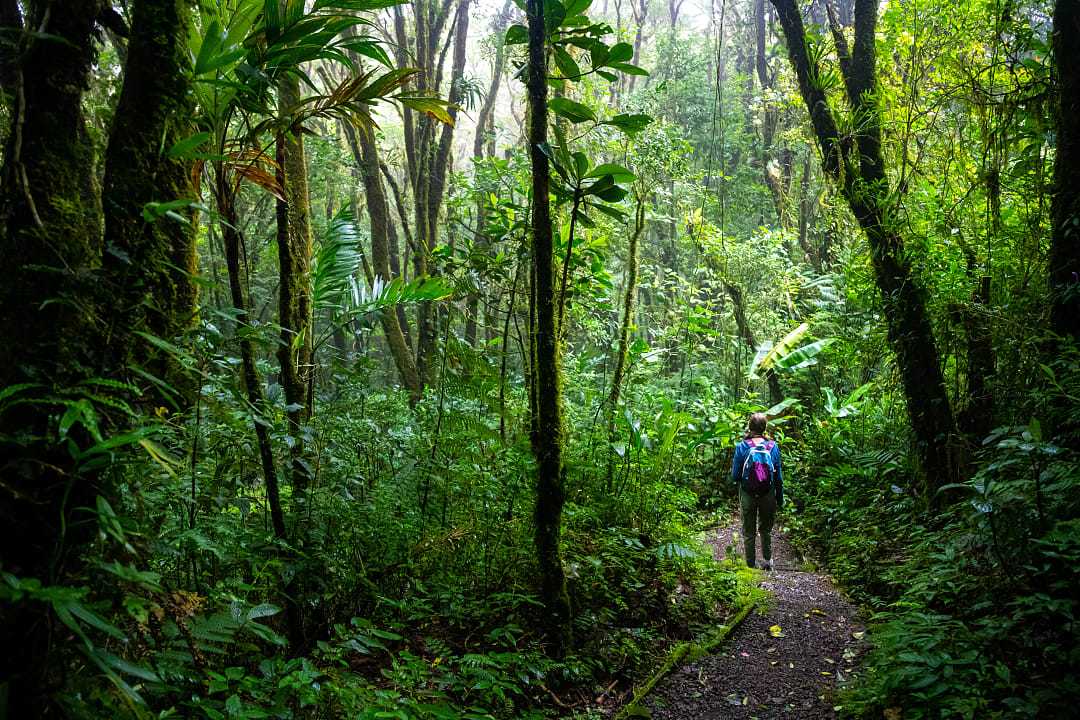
[{"x1": 731, "y1": 438, "x2": 783, "y2": 507}]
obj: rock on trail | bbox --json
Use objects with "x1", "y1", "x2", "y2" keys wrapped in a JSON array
[{"x1": 642, "y1": 523, "x2": 867, "y2": 719}]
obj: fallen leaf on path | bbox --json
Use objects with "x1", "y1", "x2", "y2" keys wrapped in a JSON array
[
  {"x1": 768, "y1": 624, "x2": 784, "y2": 637},
  {"x1": 852, "y1": 630, "x2": 866, "y2": 640}
]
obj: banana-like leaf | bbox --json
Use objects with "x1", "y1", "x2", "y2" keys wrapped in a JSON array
[
  {"x1": 749, "y1": 322, "x2": 809, "y2": 380},
  {"x1": 772, "y1": 338, "x2": 835, "y2": 371}
]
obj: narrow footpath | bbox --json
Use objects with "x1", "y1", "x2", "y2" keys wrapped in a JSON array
[{"x1": 640, "y1": 523, "x2": 867, "y2": 719}]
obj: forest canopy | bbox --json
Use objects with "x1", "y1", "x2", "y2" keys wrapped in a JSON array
[{"x1": 0, "y1": 0, "x2": 1078, "y2": 717}]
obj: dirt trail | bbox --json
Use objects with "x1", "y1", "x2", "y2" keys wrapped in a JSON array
[{"x1": 641, "y1": 523, "x2": 867, "y2": 719}]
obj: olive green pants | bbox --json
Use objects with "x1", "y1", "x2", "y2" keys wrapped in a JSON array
[{"x1": 739, "y1": 487, "x2": 776, "y2": 568}]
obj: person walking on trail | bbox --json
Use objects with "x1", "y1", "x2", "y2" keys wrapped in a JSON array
[{"x1": 731, "y1": 412, "x2": 783, "y2": 570}]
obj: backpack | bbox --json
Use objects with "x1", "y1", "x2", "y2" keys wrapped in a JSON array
[{"x1": 740, "y1": 439, "x2": 776, "y2": 497}]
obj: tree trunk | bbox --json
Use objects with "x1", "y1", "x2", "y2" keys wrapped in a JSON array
[
  {"x1": 526, "y1": 0, "x2": 573, "y2": 655},
  {"x1": 467, "y1": 0, "x2": 513, "y2": 348},
  {"x1": 217, "y1": 172, "x2": 303, "y2": 646},
  {"x1": 474, "y1": 0, "x2": 513, "y2": 159},
  {"x1": 1050, "y1": 0, "x2": 1080, "y2": 344},
  {"x1": 607, "y1": 196, "x2": 645, "y2": 489},
  {"x1": 101, "y1": 0, "x2": 197, "y2": 402},
  {"x1": 218, "y1": 178, "x2": 287, "y2": 542},
  {"x1": 355, "y1": 125, "x2": 424, "y2": 403},
  {"x1": 404, "y1": 0, "x2": 462, "y2": 387},
  {"x1": 0, "y1": 2, "x2": 106, "y2": 711},
  {"x1": 275, "y1": 73, "x2": 315, "y2": 499},
  {"x1": 725, "y1": 281, "x2": 783, "y2": 405},
  {"x1": 379, "y1": 161, "x2": 418, "y2": 348},
  {"x1": 772, "y1": 0, "x2": 957, "y2": 491}
]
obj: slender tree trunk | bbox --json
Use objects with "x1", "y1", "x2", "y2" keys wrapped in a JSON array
[
  {"x1": 379, "y1": 161, "x2": 418, "y2": 347},
  {"x1": 467, "y1": 0, "x2": 514, "y2": 348},
  {"x1": 355, "y1": 125, "x2": 424, "y2": 403},
  {"x1": 526, "y1": 0, "x2": 572, "y2": 655},
  {"x1": 218, "y1": 179, "x2": 287, "y2": 541},
  {"x1": 725, "y1": 280, "x2": 783, "y2": 404},
  {"x1": 275, "y1": 73, "x2": 315, "y2": 500},
  {"x1": 474, "y1": 0, "x2": 513, "y2": 159},
  {"x1": 217, "y1": 174, "x2": 303, "y2": 647},
  {"x1": 606, "y1": 196, "x2": 645, "y2": 489},
  {"x1": 100, "y1": 0, "x2": 197, "y2": 401}
]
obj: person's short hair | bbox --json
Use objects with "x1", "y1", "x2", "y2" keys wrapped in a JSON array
[{"x1": 748, "y1": 412, "x2": 768, "y2": 435}]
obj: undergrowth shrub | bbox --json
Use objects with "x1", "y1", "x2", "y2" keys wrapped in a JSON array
[{"x1": 791, "y1": 384, "x2": 1080, "y2": 719}]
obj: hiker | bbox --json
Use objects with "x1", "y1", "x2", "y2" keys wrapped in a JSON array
[{"x1": 731, "y1": 412, "x2": 783, "y2": 570}]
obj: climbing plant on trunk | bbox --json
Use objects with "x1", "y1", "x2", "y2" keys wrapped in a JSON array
[{"x1": 525, "y1": 0, "x2": 573, "y2": 656}]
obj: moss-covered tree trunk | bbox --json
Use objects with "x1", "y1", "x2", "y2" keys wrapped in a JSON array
[
  {"x1": 772, "y1": 0, "x2": 957, "y2": 491},
  {"x1": 275, "y1": 73, "x2": 315, "y2": 497},
  {"x1": 1050, "y1": 0, "x2": 1080, "y2": 345},
  {"x1": 0, "y1": 2, "x2": 106, "y2": 711},
  {"x1": 101, "y1": 0, "x2": 197, "y2": 399},
  {"x1": 526, "y1": 0, "x2": 573, "y2": 655}
]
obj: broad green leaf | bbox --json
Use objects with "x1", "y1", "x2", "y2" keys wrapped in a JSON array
[
  {"x1": 773, "y1": 338, "x2": 835, "y2": 371},
  {"x1": 397, "y1": 95, "x2": 454, "y2": 126},
  {"x1": 609, "y1": 61, "x2": 648, "y2": 76},
  {"x1": 606, "y1": 42, "x2": 634, "y2": 63},
  {"x1": 602, "y1": 112, "x2": 652, "y2": 135},
  {"x1": 549, "y1": 97, "x2": 596, "y2": 123},
  {"x1": 505, "y1": 24, "x2": 528, "y2": 45},
  {"x1": 750, "y1": 322, "x2": 809, "y2": 379},
  {"x1": 587, "y1": 163, "x2": 635, "y2": 182},
  {"x1": 554, "y1": 46, "x2": 581, "y2": 79},
  {"x1": 166, "y1": 131, "x2": 211, "y2": 159}
]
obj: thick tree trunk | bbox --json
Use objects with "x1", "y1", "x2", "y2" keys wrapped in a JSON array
[
  {"x1": 101, "y1": 0, "x2": 197, "y2": 400},
  {"x1": 0, "y1": 3, "x2": 106, "y2": 711},
  {"x1": 0, "y1": 0, "x2": 103, "y2": 389},
  {"x1": 275, "y1": 73, "x2": 315, "y2": 499},
  {"x1": 1050, "y1": 0, "x2": 1080, "y2": 344},
  {"x1": 771, "y1": 0, "x2": 957, "y2": 490},
  {"x1": 526, "y1": 0, "x2": 573, "y2": 655}
]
